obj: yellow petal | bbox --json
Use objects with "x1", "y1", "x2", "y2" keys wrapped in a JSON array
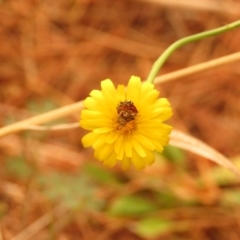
[
  {"x1": 103, "y1": 152, "x2": 117, "y2": 168},
  {"x1": 141, "y1": 89, "x2": 159, "y2": 104},
  {"x1": 121, "y1": 156, "x2": 131, "y2": 170},
  {"x1": 140, "y1": 82, "x2": 154, "y2": 97},
  {"x1": 89, "y1": 90, "x2": 113, "y2": 118},
  {"x1": 131, "y1": 150, "x2": 146, "y2": 170},
  {"x1": 151, "y1": 108, "x2": 165, "y2": 118},
  {"x1": 116, "y1": 144, "x2": 125, "y2": 160},
  {"x1": 116, "y1": 85, "x2": 125, "y2": 102},
  {"x1": 80, "y1": 118, "x2": 110, "y2": 129},
  {"x1": 134, "y1": 133, "x2": 155, "y2": 151},
  {"x1": 149, "y1": 138, "x2": 164, "y2": 152},
  {"x1": 154, "y1": 98, "x2": 170, "y2": 108},
  {"x1": 83, "y1": 97, "x2": 98, "y2": 110},
  {"x1": 126, "y1": 76, "x2": 141, "y2": 102},
  {"x1": 138, "y1": 127, "x2": 163, "y2": 139},
  {"x1": 93, "y1": 127, "x2": 113, "y2": 134},
  {"x1": 114, "y1": 135, "x2": 124, "y2": 155},
  {"x1": 158, "y1": 134, "x2": 170, "y2": 146},
  {"x1": 89, "y1": 90, "x2": 104, "y2": 103},
  {"x1": 92, "y1": 134, "x2": 107, "y2": 149},
  {"x1": 159, "y1": 123, "x2": 173, "y2": 133},
  {"x1": 93, "y1": 149, "x2": 104, "y2": 162},
  {"x1": 81, "y1": 109, "x2": 103, "y2": 119},
  {"x1": 131, "y1": 138, "x2": 146, "y2": 158},
  {"x1": 82, "y1": 132, "x2": 98, "y2": 148},
  {"x1": 100, "y1": 145, "x2": 114, "y2": 160},
  {"x1": 101, "y1": 79, "x2": 116, "y2": 93},
  {"x1": 105, "y1": 132, "x2": 118, "y2": 144},
  {"x1": 94, "y1": 143, "x2": 113, "y2": 161},
  {"x1": 157, "y1": 108, "x2": 173, "y2": 121},
  {"x1": 124, "y1": 139, "x2": 132, "y2": 158},
  {"x1": 101, "y1": 79, "x2": 118, "y2": 107},
  {"x1": 143, "y1": 149, "x2": 155, "y2": 166}
]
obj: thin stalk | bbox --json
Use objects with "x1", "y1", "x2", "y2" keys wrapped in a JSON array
[
  {"x1": 147, "y1": 20, "x2": 240, "y2": 83},
  {"x1": 0, "y1": 102, "x2": 83, "y2": 137}
]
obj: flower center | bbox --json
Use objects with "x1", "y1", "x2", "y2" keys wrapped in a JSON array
[{"x1": 115, "y1": 101, "x2": 138, "y2": 134}]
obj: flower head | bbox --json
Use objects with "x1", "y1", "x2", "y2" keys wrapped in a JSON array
[{"x1": 80, "y1": 76, "x2": 173, "y2": 170}]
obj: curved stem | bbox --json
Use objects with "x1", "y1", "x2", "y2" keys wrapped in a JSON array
[{"x1": 147, "y1": 20, "x2": 240, "y2": 83}]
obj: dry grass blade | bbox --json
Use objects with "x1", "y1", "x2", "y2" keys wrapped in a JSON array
[
  {"x1": 139, "y1": 0, "x2": 240, "y2": 15},
  {"x1": 155, "y1": 52, "x2": 240, "y2": 84},
  {"x1": 0, "y1": 102, "x2": 83, "y2": 137},
  {"x1": 23, "y1": 123, "x2": 80, "y2": 131},
  {"x1": 170, "y1": 129, "x2": 240, "y2": 179},
  {"x1": 11, "y1": 204, "x2": 67, "y2": 240}
]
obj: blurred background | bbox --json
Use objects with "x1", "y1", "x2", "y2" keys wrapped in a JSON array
[{"x1": 1, "y1": 0, "x2": 240, "y2": 239}]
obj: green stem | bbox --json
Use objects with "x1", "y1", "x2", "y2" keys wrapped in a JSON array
[{"x1": 147, "y1": 20, "x2": 240, "y2": 83}]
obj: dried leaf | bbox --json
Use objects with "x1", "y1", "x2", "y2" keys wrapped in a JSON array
[{"x1": 170, "y1": 129, "x2": 240, "y2": 179}]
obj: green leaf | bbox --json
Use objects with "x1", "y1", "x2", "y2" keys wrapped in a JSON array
[
  {"x1": 162, "y1": 145, "x2": 185, "y2": 165},
  {"x1": 109, "y1": 195, "x2": 157, "y2": 216},
  {"x1": 155, "y1": 191, "x2": 182, "y2": 208},
  {"x1": 133, "y1": 218, "x2": 172, "y2": 238}
]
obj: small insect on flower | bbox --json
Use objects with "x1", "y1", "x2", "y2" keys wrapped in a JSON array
[
  {"x1": 117, "y1": 101, "x2": 138, "y2": 126},
  {"x1": 80, "y1": 76, "x2": 173, "y2": 170}
]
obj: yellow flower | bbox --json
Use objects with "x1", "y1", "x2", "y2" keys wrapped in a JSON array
[{"x1": 80, "y1": 76, "x2": 173, "y2": 170}]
